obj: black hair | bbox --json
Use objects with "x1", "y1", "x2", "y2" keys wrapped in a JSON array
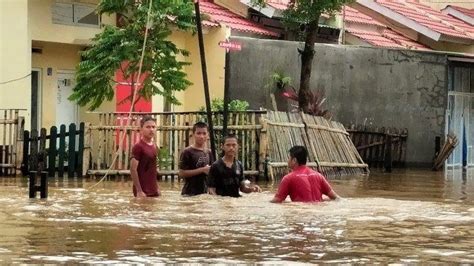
[
  {"x1": 222, "y1": 134, "x2": 238, "y2": 144},
  {"x1": 140, "y1": 115, "x2": 156, "y2": 127},
  {"x1": 289, "y1": 145, "x2": 308, "y2": 165},
  {"x1": 192, "y1": 121, "x2": 208, "y2": 133}
]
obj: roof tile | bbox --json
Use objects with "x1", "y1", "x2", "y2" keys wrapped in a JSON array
[
  {"x1": 375, "y1": 0, "x2": 474, "y2": 40},
  {"x1": 344, "y1": 6, "x2": 385, "y2": 27},
  {"x1": 200, "y1": 1, "x2": 279, "y2": 37},
  {"x1": 344, "y1": 5, "x2": 430, "y2": 50}
]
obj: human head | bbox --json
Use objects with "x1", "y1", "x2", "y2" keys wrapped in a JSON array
[
  {"x1": 140, "y1": 115, "x2": 156, "y2": 141},
  {"x1": 288, "y1": 145, "x2": 307, "y2": 169},
  {"x1": 192, "y1": 121, "x2": 209, "y2": 146},
  {"x1": 222, "y1": 134, "x2": 238, "y2": 157}
]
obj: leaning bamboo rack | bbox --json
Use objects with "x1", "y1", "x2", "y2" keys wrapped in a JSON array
[{"x1": 263, "y1": 111, "x2": 368, "y2": 179}]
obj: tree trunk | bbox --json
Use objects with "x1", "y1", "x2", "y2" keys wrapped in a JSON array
[{"x1": 298, "y1": 18, "x2": 319, "y2": 112}]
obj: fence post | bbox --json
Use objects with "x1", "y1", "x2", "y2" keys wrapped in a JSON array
[
  {"x1": 39, "y1": 128, "x2": 47, "y2": 172},
  {"x1": 48, "y1": 126, "x2": 58, "y2": 177},
  {"x1": 40, "y1": 171, "x2": 48, "y2": 198},
  {"x1": 28, "y1": 171, "x2": 36, "y2": 198},
  {"x1": 258, "y1": 116, "x2": 268, "y2": 180},
  {"x1": 384, "y1": 134, "x2": 393, "y2": 173},
  {"x1": 68, "y1": 123, "x2": 76, "y2": 177},
  {"x1": 29, "y1": 129, "x2": 39, "y2": 175},
  {"x1": 82, "y1": 122, "x2": 91, "y2": 177},
  {"x1": 77, "y1": 122, "x2": 85, "y2": 177},
  {"x1": 58, "y1": 125, "x2": 66, "y2": 177},
  {"x1": 22, "y1": 130, "x2": 30, "y2": 175},
  {"x1": 15, "y1": 116, "x2": 25, "y2": 175}
]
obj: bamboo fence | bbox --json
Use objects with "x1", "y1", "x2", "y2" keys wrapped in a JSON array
[
  {"x1": 347, "y1": 124, "x2": 408, "y2": 168},
  {"x1": 86, "y1": 111, "x2": 265, "y2": 179},
  {"x1": 0, "y1": 109, "x2": 25, "y2": 176},
  {"x1": 263, "y1": 111, "x2": 368, "y2": 179}
]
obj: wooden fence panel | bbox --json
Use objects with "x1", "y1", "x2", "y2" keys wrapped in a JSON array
[
  {"x1": 263, "y1": 111, "x2": 368, "y2": 180},
  {"x1": 22, "y1": 122, "x2": 84, "y2": 177},
  {"x1": 58, "y1": 125, "x2": 66, "y2": 177},
  {"x1": 86, "y1": 111, "x2": 265, "y2": 178},
  {"x1": 346, "y1": 125, "x2": 408, "y2": 169},
  {"x1": 0, "y1": 109, "x2": 24, "y2": 176},
  {"x1": 48, "y1": 126, "x2": 57, "y2": 177}
]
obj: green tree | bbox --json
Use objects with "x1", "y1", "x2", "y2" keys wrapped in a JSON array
[
  {"x1": 70, "y1": 0, "x2": 195, "y2": 110},
  {"x1": 252, "y1": 0, "x2": 350, "y2": 112},
  {"x1": 200, "y1": 98, "x2": 250, "y2": 112}
]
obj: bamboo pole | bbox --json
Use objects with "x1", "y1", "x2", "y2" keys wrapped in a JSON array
[
  {"x1": 2, "y1": 110, "x2": 6, "y2": 174},
  {"x1": 83, "y1": 123, "x2": 91, "y2": 176},
  {"x1": 15, "y1": 115, "x2": 24, "y2": 175},
  {"x1": 8, "y1": 110, "x2": 13, "y2": 175}
]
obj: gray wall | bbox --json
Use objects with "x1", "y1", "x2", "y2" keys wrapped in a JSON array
[{"x1": 228, "y1": 37, "x2": 448, "y2": 165}]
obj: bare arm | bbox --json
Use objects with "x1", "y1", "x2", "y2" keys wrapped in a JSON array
[
  {"x1": 178, "y1": 165, "x2": 210, "y2": 179},
  {"x1": 270, "y1": 196, "x2": 284, "y2": 203},
  {"x1": 130, "y1": 158, "x2": 146, "y2": 197},
  {"x1": 327, "y1": 190, "x2": 341, "y2": 200},
  {"x1": 208, "y1": 187, "x2": 217, "y2": 195},
  {"x1": 270, "y1": 176, "x2": 290, "y2": 203}
]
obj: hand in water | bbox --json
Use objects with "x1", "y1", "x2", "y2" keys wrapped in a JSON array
[
  {"x1": 202, "y1": 165, "x2": 211, "y2": 175},
  {"x1": 252, "y1": 185, "x2": 262, "y2": 193},
  {"x1": 137, "y1": 191, "x2": 147, "y2": 198}
]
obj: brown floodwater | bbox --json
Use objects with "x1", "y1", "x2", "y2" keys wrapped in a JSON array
[{"x1": 0, "y1": 169, "x2": 473, "y2": 264}]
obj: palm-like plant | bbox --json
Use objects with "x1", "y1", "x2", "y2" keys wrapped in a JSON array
[{"x1": 283, "y1": 86, "x2": 331, "y2": 118}]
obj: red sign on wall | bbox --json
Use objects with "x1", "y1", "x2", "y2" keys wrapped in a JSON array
[{"x1": 218, "y1": 41, "x2": 242, "y2": 51}]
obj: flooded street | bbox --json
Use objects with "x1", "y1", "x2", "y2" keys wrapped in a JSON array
[{"x1": 0, "y1": 169, "x2": 473, "y2": 264}]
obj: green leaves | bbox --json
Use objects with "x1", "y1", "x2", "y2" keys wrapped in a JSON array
[
  {"x1": 200, "y1": 98, "x2": 250, "y2": 112},
  {"x1": 70, "y1": 0, "x2": 195, "y2": 110}
]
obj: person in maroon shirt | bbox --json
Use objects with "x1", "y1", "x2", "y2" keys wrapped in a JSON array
[
  {"x1": 130, "y1": 116, "x2": 160, "y2": 198},
  {"x1": 271, "y1": 145, "x2": 340, "y2": 203}
]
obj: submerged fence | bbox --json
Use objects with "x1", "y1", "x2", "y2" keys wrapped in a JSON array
[
  {"x1": 263, "y1": 111, "x2": 368, "y2": 179},
  {"x1": 23, "y1": 123, "x2": 85, "y2": 177},
  {"x1": 346, "y1": 125, "x2": 408, "y2": 169},
  {"x1": 2, "y1": 110, "x2": 391, "y2": 180},
  {"x1": 86, "y1": 111, "x2": 265, "y2": 179},
  {"x1": 0, "y1": 109, "x2": 24, "y2": 176}
]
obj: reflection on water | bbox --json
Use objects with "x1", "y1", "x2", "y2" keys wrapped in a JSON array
[{"x1": 0, "y1": 169, "x2": 473, "y2": 263}]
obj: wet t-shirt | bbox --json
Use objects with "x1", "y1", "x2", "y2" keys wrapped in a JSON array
[
  {"x1": 131, "y1": 140, "x2": 159, "y2": 197},
  {"x1": 179, "y1": 146, "x2": 213, "y2": 196},
  {"x1": 208, "y1": 159, "x2": 244, "y2": 198},
  {"x1": 274, "y1": 165, "x2": 332, "y2": 202}
]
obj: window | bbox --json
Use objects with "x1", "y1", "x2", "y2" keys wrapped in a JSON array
[{"x1": 52, "y1": 2, "x2": 100, "y2": 28}]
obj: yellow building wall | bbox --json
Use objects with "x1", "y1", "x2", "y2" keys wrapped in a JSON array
[
  {"x1": 152, "y1": 27, "x2": 229, "y2": 112},
  {"x1": 29, "y1": 0, "x2": 115, "y2": 45},
  {"x1": 152, "y1": 30, "x2": 188, "y2": 113},
  {"x1": 419, "y1": 36, "x2": 474, "y2": 54},
  {"x1": 0, "y1": 0, "x2": 31, "y2": 128},
  {"x1": 31, "y1": 41, "x2": 115, "y2": 129},
  {"x1": 182, "y1": 27, "x2": 229, "y2": 111}
]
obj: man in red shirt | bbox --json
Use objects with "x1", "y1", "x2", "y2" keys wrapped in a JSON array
[
  {"x1": 271, "y1": 146, "x2": 340, "y2": 203},
  {"x1": 130, "y1": 116, "x2": 160, "y2": 198}
]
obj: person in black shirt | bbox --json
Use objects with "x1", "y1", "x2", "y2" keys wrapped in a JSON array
[
  {"x1": 179, "y1": 122, "x2": 213, "y2": 196},
  {"x1": 208, "y1": 134, "x2": 261, "y2": 197}
]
